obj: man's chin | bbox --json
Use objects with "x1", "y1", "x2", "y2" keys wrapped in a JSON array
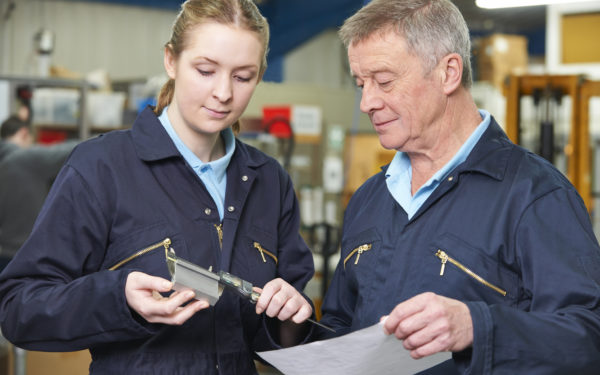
[{"x1": 377, "y1": 135, "x2": 404, "y2": 151}]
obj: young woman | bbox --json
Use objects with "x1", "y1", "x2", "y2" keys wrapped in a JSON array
[{"x1": 0, "y1": 1, "x2": 315, "y2": 373}]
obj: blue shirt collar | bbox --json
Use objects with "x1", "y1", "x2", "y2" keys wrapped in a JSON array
[
  {"x1": 158, "y1": 106, "x2": 235, "y2": 183},
  {"x1": 385, "y1": 109, "x2": 491, "y2": 217}
]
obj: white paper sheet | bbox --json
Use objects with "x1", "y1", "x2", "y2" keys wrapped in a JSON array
[{"x1": 257, "y1": 322, "x2": 452, "y2": 375}]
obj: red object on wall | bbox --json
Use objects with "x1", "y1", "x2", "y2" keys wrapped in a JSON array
[{"x1": 262, "y1": 106, "x2": 293, "y2": 139}]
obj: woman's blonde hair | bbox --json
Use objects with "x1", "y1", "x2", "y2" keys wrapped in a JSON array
[{"x1": 154, "y1": 0, "x2": 269, "y2": 132}]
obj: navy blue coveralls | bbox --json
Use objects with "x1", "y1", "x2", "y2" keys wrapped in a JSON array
[
  {"x1": 0, "y1": 107, "x2": 315, "y2": 374},
  {"x1": 320, "y1": 118, "x2": 600, "y2": 374}
]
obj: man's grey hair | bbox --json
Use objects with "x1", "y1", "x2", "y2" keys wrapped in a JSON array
[{"x1": 339, "y1": 0, "x2": 472, "y2": 88}]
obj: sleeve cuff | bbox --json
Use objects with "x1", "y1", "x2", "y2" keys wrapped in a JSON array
[{"x1": 455, "y1": 301, "x2": 493, "y2": 375}]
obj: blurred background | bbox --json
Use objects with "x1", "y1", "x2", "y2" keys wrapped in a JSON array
[{"x1": 1, "y1": 0, "x2": 599, "y2": 374}]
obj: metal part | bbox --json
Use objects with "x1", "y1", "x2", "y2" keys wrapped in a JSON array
[{"x1": 166, "y1": 249, "x2": 222, "y2": 306}]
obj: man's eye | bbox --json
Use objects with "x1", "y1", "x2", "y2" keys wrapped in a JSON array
[{"x1": 378, "y1": 81, "x2": 391, "y2": 87}]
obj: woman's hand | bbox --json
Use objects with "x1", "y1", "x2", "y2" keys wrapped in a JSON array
[
  {"x1": 254, "y1": 278, "x2": 312, "y2": 323},
  {"x1": 125, "y1": 271, "x2": 209, "y2": 325}
]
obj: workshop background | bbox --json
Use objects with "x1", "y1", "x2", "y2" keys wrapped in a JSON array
[{"x1": 1, "y1": 0, "x2": 600, "y2": 374}]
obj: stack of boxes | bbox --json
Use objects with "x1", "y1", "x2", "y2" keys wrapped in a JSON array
[{"x1": 474, "y1": 33, "x2": 529, "y2": 90}]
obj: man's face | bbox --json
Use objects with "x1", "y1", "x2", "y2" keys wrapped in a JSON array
[{"x1": 348, "y1": 30, "x2": 446, "y2": 153}]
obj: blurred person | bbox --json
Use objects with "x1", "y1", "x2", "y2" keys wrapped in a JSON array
[
  {"x1": 317, "y1": 1, "x2": 600, "y2": 374},
  {"x1": 0, "y1": 115, "x2": 75, "y2": 270},
  {"x1": 0, "y1": 115, "x2": 33, "y2": 156},
  {"x1": 0, "y1": 0, "x2": 315, "y2": 374}
]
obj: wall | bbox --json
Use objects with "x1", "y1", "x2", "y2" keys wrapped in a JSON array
[
  {"x1": 0, "y1": 0, "x2": 175, "y2": 79},
  {"x1": 283, "y1": 29, "x2": 353, "y2": 89},
  {"x1": 245, "y1": 82, "x2": 371, "y2": 133},
  {"x1": 546, "y1": 2, "x2": 600, "y2": 80}
]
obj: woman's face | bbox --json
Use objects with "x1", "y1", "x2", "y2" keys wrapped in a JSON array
[{"x1": 164, "y1": 22, "x2": 263, "y2": 138}]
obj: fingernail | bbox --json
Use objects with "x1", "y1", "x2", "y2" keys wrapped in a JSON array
[
  {"x1": 163, "y1": 281, "x2": 172, "y2": 289},
  {"x1": 186, "y1": 291, "x2": 196, "y2": 299}
]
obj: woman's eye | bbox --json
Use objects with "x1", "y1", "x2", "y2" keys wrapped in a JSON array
[
  {"x1": 197, "y1": 69, "x2": 213, "y2": 76},
  {"x1": 235, "y1": 75, "x2": 252, "y2": 83}
]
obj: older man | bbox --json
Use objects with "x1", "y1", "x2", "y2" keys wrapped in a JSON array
[{"x1": 318, "y1": 1, "x2": 600, "y2": 374}]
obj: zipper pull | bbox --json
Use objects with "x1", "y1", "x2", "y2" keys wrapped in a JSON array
[
  {"x1": 354, "y1": 244, "x2": 371, "y2": 265},
  {"x1": 162, "y1": 238, "x2": 172, "y2": 258},
  {"x1": 254, "y1": 242, "x2": 267, "y2": 263},
  {"x1": 436, "y1": 249, "x2": 448, "y2": 276},
  {"x1": 214, "y1": 224, "x2": 223, "y2": 249}
]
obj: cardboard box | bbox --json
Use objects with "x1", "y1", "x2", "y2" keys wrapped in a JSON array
[
  {"x1": 475, "y1": 34, "x2": 528, "y2": 90},
  {"x1": 6, "y1": 347, "x2": 91, "y2": 375},
  {"x1": 86, "y1": 91, "x2": 125, "y2": 128}
]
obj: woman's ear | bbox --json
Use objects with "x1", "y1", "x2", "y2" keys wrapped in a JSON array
[
  {"x1": 163, "y1": 45, "x2": 177, "y2": 80},
  {"x1": 440, "y1": 53, "x2": 463, "y2": 95}
]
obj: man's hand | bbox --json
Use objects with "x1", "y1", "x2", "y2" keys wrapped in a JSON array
[
  {"x1": 254, "y1": 278, "x2": 312, "y2": 324},
  {"x1": 382, "y1": 292, "x2": 473, "y2": 359},
  {"x1": 125, "y1": 271, "x2": 209, "y2": 325}
]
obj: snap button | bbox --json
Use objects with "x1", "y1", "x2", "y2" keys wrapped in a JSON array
[
  {"x1": 448, "y1": 176, "x2": 454, "y2": 182},
  {"x1": 227, "y1": 206, "x2": 235, "y2": 212},
  {"x1": 204, "y1": 208, "x2": 212, "y2": 215},
  {"x1": 242, "y1": 175, "x2": 248, "y2": 182}
]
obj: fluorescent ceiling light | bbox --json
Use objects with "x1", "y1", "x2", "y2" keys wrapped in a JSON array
[{"x1": 476, "y1": 0, "x2": 598, "y2": 9}]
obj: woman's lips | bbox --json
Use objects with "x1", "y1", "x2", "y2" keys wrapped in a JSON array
[{"x1": 204, "y1": 107, "x2": 230, "y2": 119}]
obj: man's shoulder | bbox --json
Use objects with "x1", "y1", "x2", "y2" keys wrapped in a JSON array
[{"x1": 0, "y1": 141, "x2": 18, "y2": 162}]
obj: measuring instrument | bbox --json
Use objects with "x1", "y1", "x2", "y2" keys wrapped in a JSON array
[{"x1": 166, "y1": 248, "x2": 335, "y2": 332}]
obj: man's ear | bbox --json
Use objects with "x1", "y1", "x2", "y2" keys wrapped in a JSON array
[
  {"x1": 440, "y1": 53, "x2": 463, "y2": 95},
  {"x1": 14, "y1": 127, "x2": 32, "y2": 147},
  {"x1": 163, "y1": 45, "x2": 177, "y2": 80}
]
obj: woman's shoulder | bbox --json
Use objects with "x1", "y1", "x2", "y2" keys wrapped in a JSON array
[
  {"x1": 68, "y1": 129, "x2": 134, "y2": 168},
  {"x1": 234, "y1": 138, "x2": 280, "y2": 169}
]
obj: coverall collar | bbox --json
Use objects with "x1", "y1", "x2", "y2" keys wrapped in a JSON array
[{"x1": 131, "y1": 106, "x2": 269, "y2": 168}]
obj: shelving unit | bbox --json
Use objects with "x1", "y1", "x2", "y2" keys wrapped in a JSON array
[
  {"x1": 0, "y1": 75, "x2": 95, "y2": 140},
  {"x1": 504, "y1": 74, "x2": 600, "y2": 212}
]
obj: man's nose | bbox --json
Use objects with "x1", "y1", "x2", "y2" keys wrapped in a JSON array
[{"x1": 359, "y1": 83, "x2": 382, "y2": 114}]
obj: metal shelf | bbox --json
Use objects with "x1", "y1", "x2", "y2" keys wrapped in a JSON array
[{"x1": 0, "y1": 74, "x2": 95, "y2": 140}]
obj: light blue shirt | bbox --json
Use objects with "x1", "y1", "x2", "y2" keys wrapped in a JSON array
[
  {"x1": 158, "y1": 107, "x2": 235, "y2": 221},
  {"x1": 385, "y1": 109, "x2": 491, "y2": 219}
]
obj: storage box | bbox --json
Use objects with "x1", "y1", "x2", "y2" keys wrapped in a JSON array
[
  {"x1": 475, "y1": 34, "x2": 528, "y2": 90},
  {"x1": 86, "y1": 91, "x2": 126, "y2": 128},
  {"x1": 31, "y1": 88, "x2": 79, "y2": 126}
]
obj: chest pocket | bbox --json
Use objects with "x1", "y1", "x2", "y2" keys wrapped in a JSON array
[
  {"x1": 341, "y1": 227, "x2": 382, "y2": 298},
  {"x1": 233, "y1": 225, "x2": 278, "y2": 287},
  {"x1": 104, "y1": 223, "x2": 187, "y2": 280},
  {"x1": 420, "y1": 233, "x2": 519, "y2": 305}
]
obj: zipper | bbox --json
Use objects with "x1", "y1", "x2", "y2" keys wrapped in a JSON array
[
  {"x1": 109, "y1": 238, "x2": 171, "y2": 271},
  {"x1": 253, "y1": 242, "x2": 278, "y2": 264},
  {"x1": 343, "y1": 243, "x2": 372, "y2": 269},
  {"x1": 214, "y1": 223, "x2": 223, "y2": 249},
  {"x1": 435, "y1": 249, "x2": 507, "y2": 296}
]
